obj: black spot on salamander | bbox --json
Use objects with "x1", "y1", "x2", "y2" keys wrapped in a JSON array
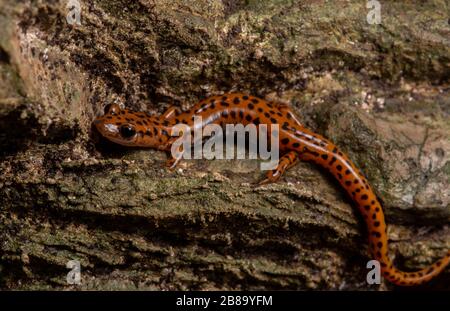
[
  {"x1": 329, "y1": 156, "x2": 337, "y2": 165},
  {"x1": 361, "y1": 194, "x2": 368, "y2": 200},
  {"x1": 222, "y1": 96, "x2": 227, "y2": 100},
  {"x1": 136, "y1": 121, "x2": 143, "y2": 126},
  {"x1": 321, "y1": 154, "x2": 328, "y2": 160},
  {"x1": 146, "y1": 130, "x2": 152, "y2": 136},
  {"x1": 264, "y1": 112, "x2": 271, "y2": 118},
  {"x1": 270, "y1": 118, "x2": 277, "y2": 123},
  {"x1": 292, "y1": 142, "x2": 300, "y2": 148},
  {"x1": 253, "y1": 117, "x2": 260, "y2": 126},
  {"x1": 243, "y1": 95, "x2": 249, "y2": 100},
  {"x1": 239, "y1": 110, "x2": 244, "y2": 119},
  {"x1": 258, "y1": 107, "x2": 263, "y2": 112},
  {"x1": 251, "y1": 98, "x2": 259, "y2": 104},
  {"x1": 248, "y1": 103, "x2": 254, "y2": 110},
  {"x1": 233, "y1": 97, "x2": 240, "y2": 104},
  {"x1": 281, "y1": 138, "x2": 289, "y2": 145},
  {"x1": 303, "y1": 147, "x2": 319, "y2": 157},
  {"x1": 221, "y1": 101, "x2": 229, "y2": 107},
  {"x1": 231, "y1": 111, "x2": 237, "y2": 118},
  {"x1": 245, "y1": 115, "x2": 252, "y2": 122}
]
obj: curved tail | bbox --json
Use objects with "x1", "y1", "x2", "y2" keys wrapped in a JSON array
[
  {"x1": 380, "y1": 251, "x2": 450, "y2": 286},
  {"x1": 363, "y1": 196, "x2": 450, "y2": 286},
  {"x1": 296, "y1": 129, "x2": 450, "y2": 286}
]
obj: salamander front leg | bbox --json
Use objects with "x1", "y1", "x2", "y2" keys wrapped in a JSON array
[
  {"x1": 159, "y1": 137, "x2": 185, "y2": 169},
  {"x1": 165, "y1": 153, "x2": 183, "y2": 169},
  {"x1": 258, "y1": 151, "x2": 299, "y2": 185}
]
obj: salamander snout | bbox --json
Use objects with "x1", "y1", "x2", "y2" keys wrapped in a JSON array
[{"x1": 93, "y1": 104, "x2": 140, "y2": 146}]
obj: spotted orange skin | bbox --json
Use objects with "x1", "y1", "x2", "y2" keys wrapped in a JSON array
[{"x1": 94, "y1": 93, "x2": 450, "y2": 286}]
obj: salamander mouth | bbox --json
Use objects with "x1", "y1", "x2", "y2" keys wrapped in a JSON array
[{"x1": 93, "y1": 119, "x2": 141, "y2": 147}]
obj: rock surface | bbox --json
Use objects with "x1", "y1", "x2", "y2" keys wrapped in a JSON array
[{"x1": 0, "y1": 0, "x2": 449, "y2": 290}]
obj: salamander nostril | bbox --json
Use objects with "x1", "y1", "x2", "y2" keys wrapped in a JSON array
[{"x1": 120, "y1": 124, "x2": 136, "y2": 139}]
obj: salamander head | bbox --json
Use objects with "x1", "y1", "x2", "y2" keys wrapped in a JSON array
[{"x1": 93, "y1": 104, "x2": 163, "y2": 147}]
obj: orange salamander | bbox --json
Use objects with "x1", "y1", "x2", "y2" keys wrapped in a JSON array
[{"x1": 93, "y1": 93, "x2": 449, "y2": 286}]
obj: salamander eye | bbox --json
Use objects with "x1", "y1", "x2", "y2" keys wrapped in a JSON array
[
  {"x1": 104, "y1": 104, "x2": 120, "y2": 115},
  {"x1": 120, "y1": 124, "x2": 136, "y2": 139}
]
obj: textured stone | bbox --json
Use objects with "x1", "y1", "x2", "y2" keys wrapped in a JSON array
[{"x1": 0, "y1": 0, "x2": 448, "y2": 290}]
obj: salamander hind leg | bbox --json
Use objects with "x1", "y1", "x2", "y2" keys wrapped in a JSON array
[{"x1": 259, "y1": 151, "x2": 299, "y2": 185}]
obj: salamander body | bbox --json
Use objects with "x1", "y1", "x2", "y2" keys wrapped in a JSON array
[{"x1": 94, "y1": 93, "x2": 450, "y2": 286}]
